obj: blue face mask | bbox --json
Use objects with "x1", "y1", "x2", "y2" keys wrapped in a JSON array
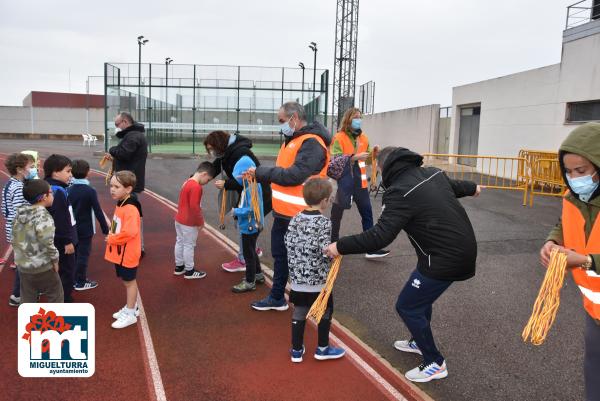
[
  {"x1": 26, "y1": 168, "x2": 37, "y2": 180},
  {"x1": 280, "y1": 115, "x2": 295, "y2": 137},
  {"x1": 351, "y1": 118, "x2": 362, "y2": 131},
  {"x1": 567, "y1": 171, "x2": 599, "y2": 202}
]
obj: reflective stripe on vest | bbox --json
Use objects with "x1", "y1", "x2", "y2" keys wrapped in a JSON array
[
  {"x1": 562, "y1": 198, "x2": 600, "y2": 320},
  {"x1": 271, "y1": 134, "x2": 329, "y2": 217},
  {"x1": 333, "y1": 131, "x2": 369, "y2": 188}
]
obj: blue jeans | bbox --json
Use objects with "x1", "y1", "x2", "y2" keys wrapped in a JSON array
[
  {"x1": 585, "y1": 313, "x2": 600, "y2": 401},
  {"x1": 395, "y1": 269, "x2": 453, "y2": 365},
  {"x1": 12, "y1": 269, "x2": 20, "y2": 297},
  {"x1": 269, "y1": 216, "x2": 290, "y2": 301}
]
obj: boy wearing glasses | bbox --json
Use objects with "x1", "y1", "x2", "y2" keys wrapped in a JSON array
[{"x1": 12, "y1": 179, "x2": 63, "y2": 303}]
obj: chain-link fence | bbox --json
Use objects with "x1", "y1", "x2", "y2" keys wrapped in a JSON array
[{"x1": 104, "y1": 63, "x2": 329, "y2": 154}]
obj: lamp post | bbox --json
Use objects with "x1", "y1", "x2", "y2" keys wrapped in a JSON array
[
  {"x1": 309, "y1": 42, "x2": 317, "y2": 100},
  {"x1": 298, "y1": 62, "x2": 305, "y2": 105},
  {"x1": 137, "y1": 35, "x2": 149, "y2": 119},
  {"x1": 165, "y1": 57, "x2": 173, "y2": 142}
]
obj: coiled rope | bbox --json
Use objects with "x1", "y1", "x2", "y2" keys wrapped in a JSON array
[
  {"x1": 522, "y1": 248, "x2": 568, "y2": 345},
  {"x1": 307, "y1": 256, "x2": 342, "y2": 323}
]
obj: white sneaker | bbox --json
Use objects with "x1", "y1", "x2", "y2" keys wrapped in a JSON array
[
  {"x1": 405, "y1": 361, "x2": 448, "y2": 383},
  {"x1": 112, "y1": 305, "x2": 140, "y2": 320},
  {"x1": 393, "y1": 339, "x2": 422, "y2": 355},
  {"x1": 111, "y1": 312, "x2": 138, "y2": 329}
]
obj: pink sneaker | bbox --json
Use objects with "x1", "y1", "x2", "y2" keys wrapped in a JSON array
[
  {"x1": 221, "y1": 257, "x2": 246, "y2": 272},
  {"x1": 256, "y1": 247, "x2": 264, "y2": 257}
]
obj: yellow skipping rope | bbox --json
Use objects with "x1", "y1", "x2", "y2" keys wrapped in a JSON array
[
  {"x1": 307, "y1": 256, "x2": 342, "y2": 323},
  {"x1": 522, "y1": 248, "x2": 568, "y2": 345}
]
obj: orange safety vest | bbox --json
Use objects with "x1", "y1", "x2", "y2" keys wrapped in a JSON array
[
  {"x1": 271, "y1": 134, "x2": 329, "y2": 217},
  {"x1": 333, "y1": 131, "x2": 370, "y2": 188},
  {"x1": 104, "y1": 203, "x2": 141, "y2": 268},
  {"x1": 562, "y1": 198, "x2": 600, "y2": 320}
]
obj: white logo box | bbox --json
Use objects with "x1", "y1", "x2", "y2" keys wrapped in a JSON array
[{"x1": 18, "y1": 303, "x2": 95, "y2": 378}]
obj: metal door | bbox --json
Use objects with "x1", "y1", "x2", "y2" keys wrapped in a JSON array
[{"x1": 458, "y1": 106, "x2": 480, "y2": 166}]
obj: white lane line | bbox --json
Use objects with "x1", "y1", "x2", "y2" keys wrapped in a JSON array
[
  {"x1": 102, "y1": 200, "x2": 167, "y2": 401},
  {"x1": 141, "y1": 187, "x2": 408, "y2": 401}
]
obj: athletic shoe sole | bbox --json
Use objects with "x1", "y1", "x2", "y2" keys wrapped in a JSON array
[
  {"x1": 314, "y1": 351, "x2": 346, "y2": 361},
  {"x1": 111, "y1": 318, "x2": 138, "y2": 329},
  {"x1": 393, "y1": 341, "x2": 423, "y2": 355},
  {"x1": 184, "y1": 273, "x2": 207, "y2": 280},
  {"x1": 251, "y1": 303, "x2": 289, "y2": 311},
  {"x1": 405, "y1": 369, "x2": 448, "y2": 383},
  {"x1": 112, "y1": 308, "x2": 140, "y2": 319},
  {"x1": 74, "y1": 284, "x2": 98, "y2": 291}
]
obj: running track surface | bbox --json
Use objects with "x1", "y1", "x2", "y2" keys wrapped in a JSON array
[{"x1": 0, "y1": 161, "x2": 430, "y2": 401}]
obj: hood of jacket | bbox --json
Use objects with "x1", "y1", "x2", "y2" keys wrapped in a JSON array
[
  {"x1": 116, "y1": 122, "x2": 145, "y2": 139},
  {"x1": 232, "y1": 155, "x2": 256, "y2": 186},
  {"x1": 15, "y1": 204, "x2": 46, "y2": 225},
  {"x1": 559, "y1": 122, "x2": 600, "y2": 205},
  {"x1": 292, "y1": 120, "x2": 332, "y2": 146},
  {"x1": 381, "y1": 147, "x2": 424, "y2": 188}
]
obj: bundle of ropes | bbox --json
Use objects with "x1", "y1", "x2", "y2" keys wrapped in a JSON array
[
  {"x1": 99, "y1": 155, "x2": 114, "y2": 186},
  {"x1": 219, "y1": 189, "x2": 227, "y2": 230},
  {"x1": 370, "y1": 149, "x2": 378, "y2": 191},
  {"x1": 522, "y1": 248, "x2": 568, "y2": 345},
  {"x1": 307, "y1": 256, "x2": 342, "y2": 323},
  {"x1": 242, "y1": 177, "x2": 262, "y2": 228}
]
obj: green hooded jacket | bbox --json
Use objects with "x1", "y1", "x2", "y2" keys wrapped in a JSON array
[
  {"x1": 546, "y1": 122, "x2": 600, "y2": 273},
  {"x1": 11, "y1": 204, "x2": 59, "y2": 274}
]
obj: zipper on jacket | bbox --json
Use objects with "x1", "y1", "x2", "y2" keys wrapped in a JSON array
[{"x1": 408, "y1": 234, "x2": 431, "y2": 267}]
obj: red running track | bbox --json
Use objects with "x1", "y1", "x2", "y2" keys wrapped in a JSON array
[{"x1": 0, "y1": 161, "x2": 430, "y2": 401}]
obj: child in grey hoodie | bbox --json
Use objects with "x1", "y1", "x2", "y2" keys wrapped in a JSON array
[{"x1": 11, "y1": 179, "x2": 63, "y2": 303}]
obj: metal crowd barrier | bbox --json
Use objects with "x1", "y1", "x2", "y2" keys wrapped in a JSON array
[
  {"x1": 422, "y1": 154, "x2": 529, "y2": 206},
  {"x1": 528, "y1": 158, "x2": 566, "y2": 206}
]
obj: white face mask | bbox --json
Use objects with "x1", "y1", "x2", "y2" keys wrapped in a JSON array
[{"x1": 115, "y1": 127, "x2": 122, "y2": 133}]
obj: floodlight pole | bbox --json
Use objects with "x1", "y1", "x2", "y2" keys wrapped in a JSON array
[
  {"x1": 165, "y1": 57, "x2": 172, "y2": 119},
  {"x1": 299, "y1": 62, "x2": 305, "y2": 105},
  {"x1": 137, "y1": 35, "x2": 148, "y2": 118},
  {"x1": 309, "y1": 42, "x2": 317, "y2": 100}
]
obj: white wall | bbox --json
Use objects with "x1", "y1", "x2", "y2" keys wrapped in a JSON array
[
  {"x1": 0, "y1": 106, "x2": 104, "y2": 137},
  {"x1": 450, "y1": 19, "x2": 600, "y2": 158},
  {"x1": 362, "y1": 104, "x2": 440, "y2": 154}
]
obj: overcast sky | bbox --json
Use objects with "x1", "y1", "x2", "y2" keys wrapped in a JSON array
[{"x1": 0, "y1": 0, "x2": 577, "y2": 112}]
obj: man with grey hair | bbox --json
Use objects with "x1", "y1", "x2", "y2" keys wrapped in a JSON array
[
  {"x1": 325, "y1": 146, "x2": 482, "y2": 383},
  {"x1": 246, "y1": 101, "x2": 331, "y2": 311},
  {"x1": 106, "y1": 112, "x2": 148, "y2": 254}
]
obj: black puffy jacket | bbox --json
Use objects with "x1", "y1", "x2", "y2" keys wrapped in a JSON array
[
  {"x1": 109, "y1": 123, "x2": 148, "y2": 193},
  {"x1": 337, "y1": 148, "x2": 478, "y2": 281},
  {"x1": 212, "y1": 134, "x2": 272, "y2": 215}
]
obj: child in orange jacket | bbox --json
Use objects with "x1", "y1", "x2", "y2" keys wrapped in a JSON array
[{"x1": 104, "y1": 170, "x2": 142, "y2": 329}]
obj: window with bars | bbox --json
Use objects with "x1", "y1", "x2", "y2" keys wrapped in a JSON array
[{"x1": 566, "y1": 100, "x2": 600, "y2": 123}]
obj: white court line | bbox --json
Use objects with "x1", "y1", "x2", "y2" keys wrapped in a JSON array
[
  {"x1": 141, "y1": 187, "x2": 408, "y2": 401},
  {"x1": 101, "y1": 193, "x2": 167, "y2": 401}
]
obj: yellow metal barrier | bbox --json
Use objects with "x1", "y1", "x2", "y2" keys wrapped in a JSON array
[
  {"x1": 529, "y1": 158, "x2": 566, "y2": 206},
  {"x1": 422, "y1": 153, "x2": 529, "y2": 206},
  {"x1": 517, "y1": 149, "x2": 558, "y2": 187}
]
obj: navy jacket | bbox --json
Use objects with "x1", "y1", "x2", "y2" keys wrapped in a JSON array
[
  {"x1": 46, "y1": 178, "x2": 78, "y2": 247},
  {"x1": 67, "y1": 183, "x2": 109, "y2": 239},
  {"x1": 109, "y1": 122, "x2": 148, "y2": 193}
]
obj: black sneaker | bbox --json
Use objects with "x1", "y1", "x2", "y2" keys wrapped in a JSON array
[
  {"x1": 255, "y1": 272, "x2": 265, "y2": 284},
  {"x1": 173, "y1": 265, "x2": 185, "y2": 276},
  {"x1": 184, "y1": 269, "x2": 207, "y2": 280},
  {"x1": 74, "y1": 279, "x2": 98, "y2": 291},
  {"x1": 365, "y1": 249, "x2": 390, "y2": 259}
]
